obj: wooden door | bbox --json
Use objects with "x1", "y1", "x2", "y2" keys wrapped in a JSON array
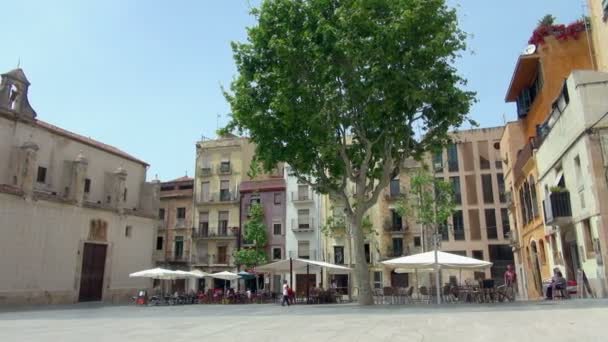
[{"x1": 78, "y1": 243, "x2": 107, "y2": 302}]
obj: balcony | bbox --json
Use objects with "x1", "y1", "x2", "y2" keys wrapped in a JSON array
[
  {"x1": 292, "y1": 218, "x2": 315, "y2": 232},
  {"x1": 513, "y1": 139, "x2": 537, "y2": 182},
  {"x1": 217, "y1": 163, "x2": 232, "y2": 175},
  {"x1": 200, "y1": 166, "x2": 213, "y2": 177},
  {"x1": 192, "y1": 226, "x2": 237, "y2": 240},
  {"x1": 175, "y1": 218, "x2": 188, "y2": 229},
  {"x1": 543, "y1": 191, "x2": 573, "y2": 226},
  {"x1": 195, "y1": 254, "x2": 232, "y2": 266},
  {"x1": 453, "y1": 229, "x2": 465, "y2": 241},
  {"x1": 381, "y1": 249, "x2": 408, "y2": 260},
  {"x1": 166, "y1": 254, "x2": 190, "y2": 263},
  {"x1": 291, "y1": 189, "x2": 314, "y2": 203},
  {"x1": 383, "y1": 219, "x2": 407, "y2": 234},
  {"x1": 197, "y1": 191, "x2": 239, "y2": 205},
  {"x1": 384, "y1": 188, "x2": 405, "y2": 201}
]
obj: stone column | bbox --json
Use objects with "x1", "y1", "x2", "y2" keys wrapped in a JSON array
[
  {"x1": 72, "y1": 152, "x2": 89, "y2": 206},
  {"x1": 19, "y1": 141, "x2": 39, "y2": 199}
]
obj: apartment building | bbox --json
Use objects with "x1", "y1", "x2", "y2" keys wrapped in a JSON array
[
  {"x1": 500, "y1": 23, "x2": 593, "y2": 299},
  {"x1": 535, "y1": 70, "x2": 608, "y2": 297},
  {"x1": 239, "y1": 178, "x2": 286, "y2": 292},
  {"x1": 0, "y1": 68, "x2": 160, "y2": 305},
  {"x1": 191, "y1": 134, "x2": 254, "y2": 289},
  {"x1": 430, "y1": 127, "x2": 512, "y2": 283},
  {"x1": 155, "y1": 177, "x2": 194, "y2": 291},
  {"x1": 284, "y1": 166, "x2": 324, "y2": 294}
]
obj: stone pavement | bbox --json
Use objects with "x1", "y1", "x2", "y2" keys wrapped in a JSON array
[{"x1": 1, "y1": 300, "x2": 607, "y2": 342}]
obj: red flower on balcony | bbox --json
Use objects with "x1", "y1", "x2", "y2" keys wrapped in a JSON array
[{"x1": 528, "y1": 20, "x2": 587, "y2": 46}]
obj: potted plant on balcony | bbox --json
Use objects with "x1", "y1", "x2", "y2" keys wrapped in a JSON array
[{"x1": 550, "y1": 186, "x2": 568, "y2": 193}]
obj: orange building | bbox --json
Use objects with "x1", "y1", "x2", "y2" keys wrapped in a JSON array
[{"x1": 500, "y1": 22, "x2": 593, "y2": 299}]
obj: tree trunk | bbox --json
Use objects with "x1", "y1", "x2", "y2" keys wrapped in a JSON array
[{"x1": 350, "y1": 213, "x2": 374, "y2": 305}]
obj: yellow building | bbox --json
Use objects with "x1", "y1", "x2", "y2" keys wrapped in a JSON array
[{"x1": 500, "y1": 25, "x2": 593, "y2": 299}]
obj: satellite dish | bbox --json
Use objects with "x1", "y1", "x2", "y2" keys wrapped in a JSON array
[{"x1": 523, "y1": 44, "x2": 536, "y2": 56}]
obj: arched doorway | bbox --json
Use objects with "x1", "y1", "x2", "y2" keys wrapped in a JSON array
[{"x1": 529, "y1": 241, "x2": 543, "y2": 296}]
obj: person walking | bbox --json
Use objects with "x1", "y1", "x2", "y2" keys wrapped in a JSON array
[{"x1": 282, "y1": 280, "x2": 290, "y2": 307}]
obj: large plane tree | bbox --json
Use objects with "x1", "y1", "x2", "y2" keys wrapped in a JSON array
[{"x1": 223, "y1": 0, "x2": 475, "y2": 305}]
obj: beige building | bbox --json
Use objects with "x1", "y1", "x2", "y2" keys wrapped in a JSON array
[
  {"x1": 155, "y1": 177, "x2": 194, "y2": 291},
  {"x1": 191, "y1": 134, "x2": 254, "y2": 289},
  {"x1": 0, "y1": 69, "x2": 159, "y2": 305},
  {"x1": 589, "y1": 0, "x2": 608, "y2": 71}
]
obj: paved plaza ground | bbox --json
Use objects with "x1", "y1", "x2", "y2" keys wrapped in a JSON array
[{"x1": 1, "y1": 299, "x2": 607, "y2": 342}]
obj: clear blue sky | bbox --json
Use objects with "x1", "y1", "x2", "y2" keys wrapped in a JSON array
[{"x1": 0, "y1": 0, "x2": 588, "y2": 181}]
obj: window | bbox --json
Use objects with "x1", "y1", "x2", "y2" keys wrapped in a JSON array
[
  {"x1": 501, "y1": 208, "x2": 510, "y2": 239},
  {"x1": 298, "y1": 241, "x2": 310, "y2": 259},
  {"x1": 472, "y1": 250, "x2": 484, "y2": 260},
  {"x1": 497, "y1": 173, "x2": 506, "y2": 203},
  {"x1": 516, "y1": 66, "x2": 543, "y2": 117},
  {"x1": 447, "y1": 144, "x2": 459, "y2": 172},
  {"x1": 156, "y1": 236, "x2": 163, "y2": 250},
  {"x1": 273, "y1": 248, "x2": 282, "y2": 260},
  {"x1": 583, "y1": 219, "x2": 595, "y2": 258},
  {"x1": 123, "y1": 188, "x2": 128, "y2": 202},
  {"x1": 36, "y1": 166, "x2": 47, "y2": 183},
  {"x1": 493, "y1": 141, "x2": 502, "y2": 169},
  {"x1": 529, "y1": 177, "x2": 539, "y2": 219},
  {"x1": 334, "y1": 246, "x2": 345, "y2": 264},
  {"x1": 201, "y1": 182, "x2": 210, "y2": 202},
  {"x1": 392, "y1": 238, "x2": 404, "y2": 256},
  {"x1": 274, "y1": 192, "x2": 282, "y2": 205},
  {"x1": 389, "y1": 178, "x2": 401, "y2": 197},
  {"x1": 158, "y1": 208, "x2": 165, "y2": 220},
  {"x1": 450, "y1": 177, "x2": 461, "y2": 204},
  {"x1": 125, "y1": 225, "x2": 132, "y2": 238},
  {"x1": 440, "y1": 220, "x2": 449, "y2": 241},
  {"x1": 177, "y1": 207, "x2": 186, "y2": 219},
  {"x1": 478, "y1": 141, "x2": 490, "y2": 170},
  {"x1": 84, "y1": 178, "x2": 91, "y2": 193},
  {"x1": 273, "y1": 223, "x2": 282, "y2": 235},
  {"x1": 160, "y1": 185, "x2": 174, "y2": 191},
  {"x1": 217, "y1": 246, "x2": 227, "y2": 264},
  {"x1": 414, "y1": 237, "x2": 421, "y2": 247},
  {"x1": 364, "y1": 243, "x2": 371, "y2": 264},
  {"x1": 218, "y1": 211, "x2": 229, "y2": 235},
  {"x1": 250, "y1": 194, "x2": 261, "y2": 205},
  {"x1": 297, "y1": 184, "x2": 309, "y2": 200},
  {"x1": 220, "y1": 160, "x2": 231, "y2": 173},
  {"x1": 220, "y1": 180, "x2": 230, "y2": 201},
  {"x1": 485, "y1": 209, "x2": 498, "y2": 239},
  {"x1": 179, "y1": 184, "x2": 193, "y2": 190},
  {"x1": 174, "y1": 236, "x2": 184, "y2": 258},
  {"x1": 373, "y1": 271, "x2": 383, "y2": 289},
  {"x1": 199, "y1": 212, "x2": 209, "y2": 235},
  {"x1": 453, "y1": 210, "x2": 465, "y2": 240},
  {"x1": 481, "y1": 174, "x2": 494, "y2": 204},
  {"x1": 298, "y1": 209, "x2": 310, "y2": 228},
  {"x1": 391, "y1": 209, "x2": 403, "y2": 230},
  {"x1": 433, "y1": 151, "x2": 443, "y2": 172}
]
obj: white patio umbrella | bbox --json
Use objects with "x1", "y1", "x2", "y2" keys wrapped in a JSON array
[
  {"x1": 189, "y1": 269, "x2": 210, "y2": 278},
  {"x1": 129, "y1": 268, "x2": 179, "y2": 280},
  {"x1": 383, "y1": 251, "x2": 492, "y2": 304},
  {"x1": 382, "y1": 251, "x2": 492, "y2": 270},
  {"x1": 208, "y1": 271, "x2": 241, "y2": 293},
  {"x1": 256, "y1": 258, "x2": 352, "y2": 303}
]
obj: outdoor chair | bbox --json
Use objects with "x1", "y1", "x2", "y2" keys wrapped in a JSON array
[
  {"x1": 442, "y1": 285, "x2": 455, "y2": 303},
  {"x1": 383, "y1": 287, "x2": 395, "y2": 304},
  {"x1": 419, "y1": 286, "x2": 430, "y2": 304},
  {"x1": 373, "y1": 288, "x2": 384, "y2": 304}
]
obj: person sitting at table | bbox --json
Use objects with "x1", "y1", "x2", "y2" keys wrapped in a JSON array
[{"x1": 546, "y1": 268, "x2": 567, "y2": 300}]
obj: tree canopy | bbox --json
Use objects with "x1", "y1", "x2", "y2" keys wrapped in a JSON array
[{"x1": 224, "y1": 0, "x2": 474, "y2": 305}]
